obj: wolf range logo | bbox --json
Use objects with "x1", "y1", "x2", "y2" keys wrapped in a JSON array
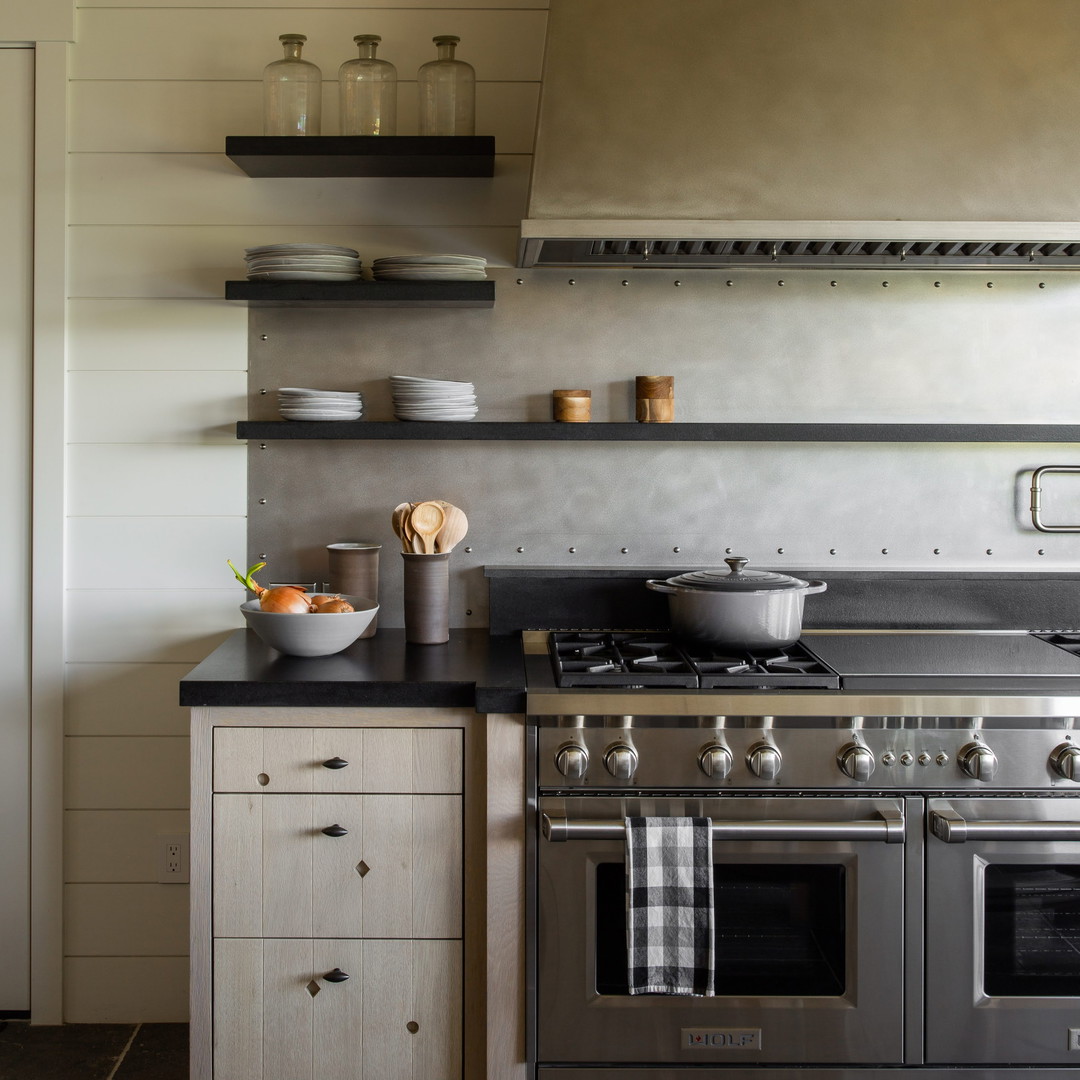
[{"x1": 684, "y1": 1029, "x2": 762, "y2": 1050}]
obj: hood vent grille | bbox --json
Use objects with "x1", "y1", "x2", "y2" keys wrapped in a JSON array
[{"x1": 521, "y1": 237, "x2": 1080, "y2": 270}]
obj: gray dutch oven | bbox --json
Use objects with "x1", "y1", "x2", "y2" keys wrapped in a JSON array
[{"x1": 646, "y1": 556, "x2": 827, "y2": 649}]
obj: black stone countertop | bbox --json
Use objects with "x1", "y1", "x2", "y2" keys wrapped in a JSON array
[{"x1": 179, "y1": 628, "x2": 526, "y2": 714}]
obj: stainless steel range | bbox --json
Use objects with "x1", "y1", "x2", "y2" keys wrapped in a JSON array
[{"x1": 526, "y1": 628, "x2": 1080, "y2": 1080}]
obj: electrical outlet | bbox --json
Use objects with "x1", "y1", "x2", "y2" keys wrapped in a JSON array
[{"x1": 158, "y1": 835, "x2": 188, "y2": 883}]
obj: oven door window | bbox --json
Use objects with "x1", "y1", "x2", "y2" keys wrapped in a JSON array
[
  {"x1": 595, "y1": 862, "x2": 845, "y2": 996},
  {"x1": 985, "y1": 864, "x2": 1080, "y2": 997}
]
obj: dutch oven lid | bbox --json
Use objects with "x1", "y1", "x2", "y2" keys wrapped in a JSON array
[{"x1": 664, "y1": 556, "x2": 813, "y2": 592}]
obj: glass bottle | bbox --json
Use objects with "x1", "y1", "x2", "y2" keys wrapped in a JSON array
[
  {"x1": 263, "y1": 34, "x2": 322, "y2": 136},
  {"x1": 339, "y1": 35, "x2": 397, "y2": 135},
  {"x1": 417, "y1": 35, "x2": 475, "y2": 136}
]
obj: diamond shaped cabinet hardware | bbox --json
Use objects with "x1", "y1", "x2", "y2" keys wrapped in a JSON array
[
  {"x1": 356, "y1": 860, "x2": 370, "y2": 877},
  {"x1": 321, "y1": 824, "x2": 348, "y2": 837},
  {"x1": 322, "y1": 756, "x2": 349, "y2": 769},
  {"x1": 306, "y1": 981, "x2": 321, "y2": 998},
  {"x1": 323, "y1": 968, "x2": 350, "y2": 983}
]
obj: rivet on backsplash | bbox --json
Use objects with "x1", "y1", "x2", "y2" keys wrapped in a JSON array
[
  {"x1": 258, "y1": 553, "x2": 267, "y2": 559},
  {"x1": 829, "y1": 548, "x2": 837, "y2": 555},
  {"x1": 259, "y1": 443, "x2": 268, "y2": 450},
  {"x1": 515, "y1": 279, "x2": 524, "y2": 285},
  {"x1": 260, "y1": 334, "x2": 268, "y2": 341},
  {"x1": 465, "y1": 609, "x2": 473, "y2": 616},
  {"x1": 673, "y1": 280, "x2": 682, "y2": 287},
  {"x1": 1038, "y1": 548, "x2": 1046, "y2": 555},
  {"x1": 463, "y1": 546, "x2": 472, "y2": 553},
  {"x1": 881, "y1": 548, "x2": 889, "y2": 554},
  {"x1": 258, "y1": 498, "x2": 267, "y2": 505},
  {"x1": 1039, "y1": 282, "x2": 1047, "y2": 288},
  {"x1": 933, "y1": 281, "x2": 942, "y2": 288},
  {"x1": 725, "y1": 547, "x2": 733, "y2": 554},
  {"x1": 933, "y1": 548, "x2": 941, "y2": 555},
  {"x1": 568, "y1": 547, "x2": 577, "y2": 554},
  {"x1": 567, "y1": 279, "x2": 576, "y2": 286},
  {"x1": 672, "y1": 546, "x2": 681, "y2": 554},
  {"x1": 517, "y1": 546, "x2": 526, "y2": 553},
  {"x1": 620, "y1": 547, "x2": 630, "y2": 554},
  {"x1": 777, "y1": 547, "x2": 785, "y2": 554},
  {"x1": 259, "y1": 388, "x2": 268, "y2": 395},
  {"x1": 986, "y1": 549, "x2": 993, "y2": 555},
  {"x1": 777, "y1": 280, "x2": 785, "y2": 287},
  {"x1": 830, "y1": 281, "x2": 838, "y2": 287},
  {"x1": 882, "y1": 281, "x2": 890, "y2": 288},
  {"x1": 986, "y1": 282, "x2": 994, "y2": 288},
  {"x1": 725, "y1": 280, "x2": 734, "y2": 287},
  {"x1": 621, "y1": 280, "x2": 630, "y2": 286}
]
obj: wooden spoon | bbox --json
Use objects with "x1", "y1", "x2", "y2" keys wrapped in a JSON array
[
  {"x1": 391, "y1": 503, "x2": 411, "y2": 550},
  {"x1": 435, "y1": 503, "x2": 469, "y2": 553},
  {"x1": 409, "y1": 501, "x2": 445, "y2": 555}
]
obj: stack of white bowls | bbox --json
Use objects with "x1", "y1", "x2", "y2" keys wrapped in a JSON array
[
  {"x1": 245, "y1": 244, "x2": 362, "y2": 281},
  {"x1": 372, "y1": 254, "x2": 487, "y2": 281},
  {"x1": 278, "y1": 387, "x2": 363, "y2": 421},
  {"x1": 390, "y1": 375, "x2": 477, "y2": 421}
]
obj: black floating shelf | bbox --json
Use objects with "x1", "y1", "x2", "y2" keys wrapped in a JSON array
[
  {"x1": 225, "y1": 135, "x2": 495, "y2": 177},
  {"x1": 235, "y1": 421, "x2": 1080, "y2": 443},
  {"x1": 225, "y1": 280, "x2": 494, "y2": 307}
]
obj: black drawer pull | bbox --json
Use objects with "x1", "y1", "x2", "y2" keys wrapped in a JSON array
[
  {"x1": 324, "y1": 968, "x2": 350, "y2": 983},
  {"x1": 321, "y1": 824, "x2": 348, "y2": 837},
  {"x1": 322, "y1": 757, "x2": 349, "y2": 770}
]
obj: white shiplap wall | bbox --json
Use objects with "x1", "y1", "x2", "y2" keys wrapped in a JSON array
[{"x1": 65, "y1": 0, "x2": 546, "y2": 1021}]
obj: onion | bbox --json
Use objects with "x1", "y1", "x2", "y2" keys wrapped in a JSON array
[
  {"x1": 259, "y1": 586, "x2": 313, "y2": 614},
  {"x1": 313, "y1": 598, "x2": 355, "y2": 614}
]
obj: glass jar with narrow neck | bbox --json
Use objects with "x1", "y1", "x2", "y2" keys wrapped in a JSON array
[
  {"x1": 417, "y1": 35, "x2": 475, "y2": 136},
  {"x1": 263, "y1": 33, "x2": 322, "y2": 136},
  {"x1": 339, "y1": 34, "x2": 397, "y2": 135}
]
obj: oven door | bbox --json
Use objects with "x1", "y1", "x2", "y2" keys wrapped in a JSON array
[
  {"x1": 536, "y1": 795, "x2": 908, "y2": 1066},
  {"x1": 926, "y1": 796, "x2": 1080, "y2": 1064}
]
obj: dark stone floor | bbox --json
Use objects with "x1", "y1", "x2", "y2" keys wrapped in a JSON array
[{"x1": 0, "y1": 1021, "x2": 188, "y2": 1080}]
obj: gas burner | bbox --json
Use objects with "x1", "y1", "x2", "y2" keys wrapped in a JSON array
[{"x1": 548, "y1": 632, "x2": 840, "y2": 689}]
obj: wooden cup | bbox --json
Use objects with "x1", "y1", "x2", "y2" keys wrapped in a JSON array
[
  {"x1": 553, "y1": 389, "x2": 592, "y2": 422},
  {"x1": 635, "y1": 375, "x2": 674, "y2": 423}
]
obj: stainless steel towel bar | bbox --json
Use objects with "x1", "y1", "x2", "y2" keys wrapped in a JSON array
[
  {"x1": 930, "y1": 807, "x2": 1080, "y2": 843},
  {"x1": 541, "y1": 808, "x2": 905, "y2": 844},
  {"x1": 1030, "y1": 465, "x2": 1080, "y2": 533}
]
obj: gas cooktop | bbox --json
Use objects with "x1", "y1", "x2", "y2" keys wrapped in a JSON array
[{"x1": 534, "y1": 629, "x2": 1080, "y2": 694}]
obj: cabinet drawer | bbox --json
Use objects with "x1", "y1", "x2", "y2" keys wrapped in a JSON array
[
  {"x1": 214, "y1": 793, "x2": 462, "y2": 939},
  {"x1": 213, "y1": 727, "x2": 462, "y2": 793},
  {"x1": 214, "y1": 937, "x2": 461, "y2": 1080}
]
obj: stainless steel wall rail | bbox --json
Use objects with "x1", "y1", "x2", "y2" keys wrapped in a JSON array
[
  {"x1": 1030, "y1": 465, "x2": 1080, "y2": 533},
  {"x1": 541, "y1": 807, "x2": 905, "y2": 843}
]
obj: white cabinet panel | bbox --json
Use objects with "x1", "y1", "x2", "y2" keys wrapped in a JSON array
[
  {"x1": 67, "y1": 370, "x2": 244, "y2": 443},
  {"x1": 67, "y1": 297, "x2": 246, "y2": 371},
  {"x1": 71, "y1": 9, "x2": 547, "y2": 81},
  {"x1": 67, "y1": 445, "x2": 246, "y2": 518},
  {"x1": 71, "y1": 153, "x2": 529, "y2": 227},
  {"x1": 214, "y1": 793, "x2": 461, "y2": 938},
  {"x1": 67, "y1": 517, "x2": 246, "y2": 589}
]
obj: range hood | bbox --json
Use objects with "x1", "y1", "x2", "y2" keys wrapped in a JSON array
[{"x1": 519, "y1": 0, "x2": 1080, "y2": 269}]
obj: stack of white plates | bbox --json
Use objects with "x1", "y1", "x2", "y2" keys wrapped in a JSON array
[
  {"x1": 372, "y1": 254, "x2": 487, "y2": 281},
  {"x1": 278, "y1": 387, "x2": 364, "y2": 421},
  {"x1": 390, "y1": 375, "x2": 477, "y2": 421},
  {"x1": 246, "y1": 244, "x2": 363, "y2": 282}
]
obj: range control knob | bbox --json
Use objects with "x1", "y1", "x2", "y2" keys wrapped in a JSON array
[
  {"x1": 698, "y1": 743, "x2": 733, "y2": 780},
  {"x1": 958, "y1": 741, "x2": 999, "y2": 782},
  {"x1": 837, "y1": 742, "x2": 876, "y2": 782},
  {"x1": 554, "y1": 742, "x2": 589, "y2": 780},
  {"x1": 746, "y1": 741, "x2": 782, "y2": 780},
  {"x1": 1050, "y1": 742, "x2": 1080, "y2": 780},
  {"x1": 603, "y1": 743, "x2": 639, "y2": 780}
]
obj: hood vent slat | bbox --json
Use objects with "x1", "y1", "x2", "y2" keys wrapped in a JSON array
[{"x1": 528, "y1": 236, "x2": 1080, "y2": 269}]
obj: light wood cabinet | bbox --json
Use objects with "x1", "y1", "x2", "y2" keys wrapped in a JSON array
[{"x1": 203, "y1": 719, "x2": 464, "y2": 1079}]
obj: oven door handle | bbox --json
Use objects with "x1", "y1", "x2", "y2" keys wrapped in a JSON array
[
  {"x1": 541, "y1": 807, "x2": 905, "y2": 844},
  {"x1": 930, "y1": 806, "x2": 1080, "y2": 843}
]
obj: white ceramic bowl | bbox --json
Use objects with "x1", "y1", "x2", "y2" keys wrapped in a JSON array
[{"x1": 241, "y1": 594, "x2": 379, "y2": 657}]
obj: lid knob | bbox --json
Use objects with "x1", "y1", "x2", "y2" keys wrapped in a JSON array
[{"x1": 724, "y1": 556, "x2": 749, "y2": 574}]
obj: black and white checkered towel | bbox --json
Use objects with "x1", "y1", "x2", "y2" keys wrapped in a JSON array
[{"x1": 625, "y1": 816, "x2": 715, "y2": 996}]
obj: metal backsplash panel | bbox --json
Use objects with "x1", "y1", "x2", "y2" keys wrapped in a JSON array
[{"x1": 247, "y1": 268, "x2": 1080, "y2": 628}]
